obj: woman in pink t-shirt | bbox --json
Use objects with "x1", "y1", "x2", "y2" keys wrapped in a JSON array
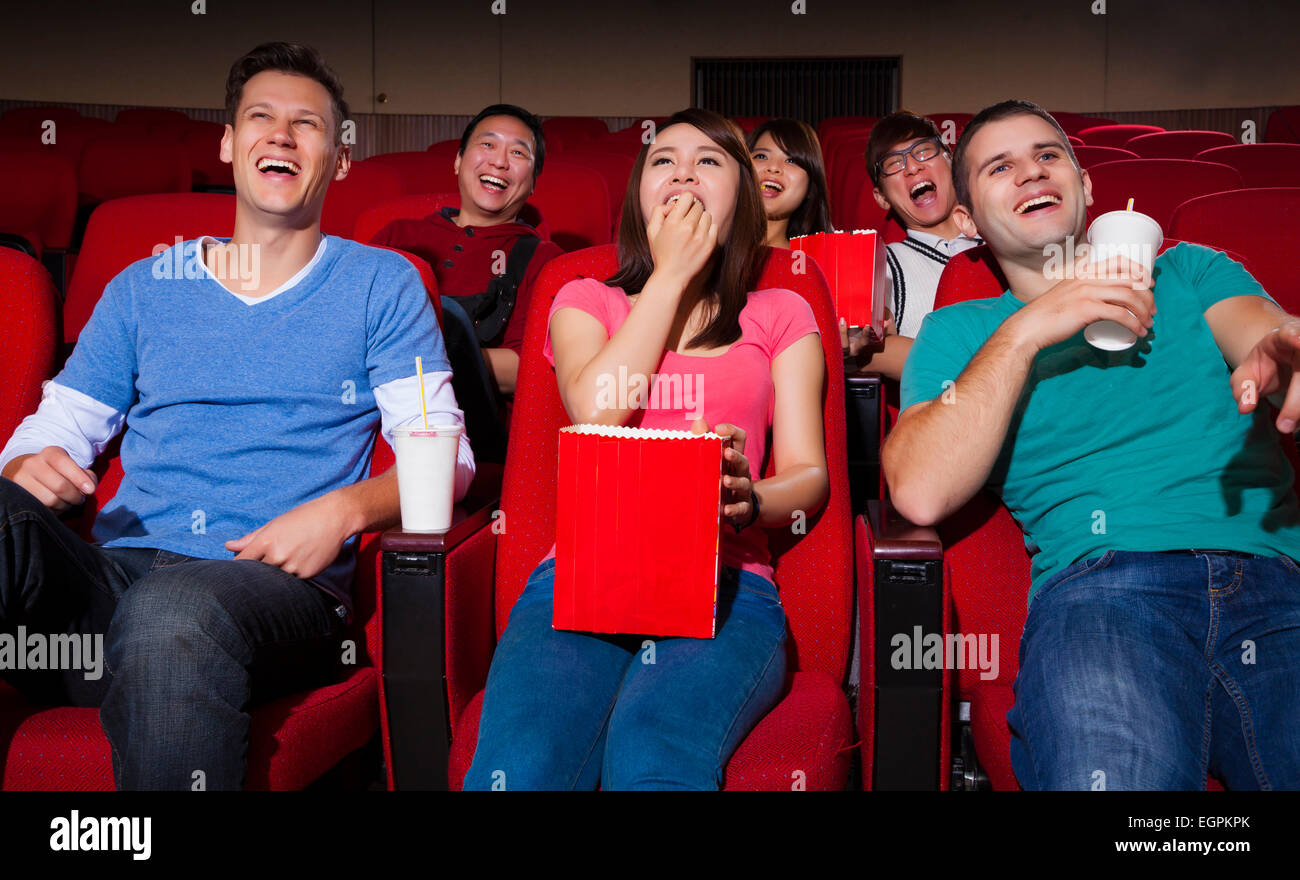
[{"x1": 463, "y1": 109, "x2": 828, "y2": 790}]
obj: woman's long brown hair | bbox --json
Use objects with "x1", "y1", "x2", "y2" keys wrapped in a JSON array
[{"x1": 606, "y1": 108, "x2": 769, "y2": 350}]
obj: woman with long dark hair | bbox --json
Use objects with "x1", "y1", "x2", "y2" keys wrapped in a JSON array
[
  {"x1": 462, "y1": 109, "x2": 829, "y2": 790},
  {"x1": 746, "y1": 118, "x2": 833, "y2": 248}
]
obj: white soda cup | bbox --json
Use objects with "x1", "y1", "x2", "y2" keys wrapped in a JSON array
[
  {"x1": 1083, "y1": 209, "x2": 1162, "y2": 351},
  {"x1": 394, "y1": 424, "x2": 461, "y2": 531}
]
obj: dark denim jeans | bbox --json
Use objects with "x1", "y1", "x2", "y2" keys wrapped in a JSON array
[
  {"x1": 464, "y1": 559, "x2": 788, "y2": 790},
  {"x1": 0, "y1": 479, "x2": 344, "y2": 790},
  {"x1": 1008, "y1": 549, "x2": 1300, "y2": 790}
]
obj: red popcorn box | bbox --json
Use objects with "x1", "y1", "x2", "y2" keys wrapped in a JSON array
[
  {"x1": 791, "y1": 229, "x2": 887, "y2": 335},
  {"x1": 553, "y1": 425, "x2": 725, "y2": 639}
]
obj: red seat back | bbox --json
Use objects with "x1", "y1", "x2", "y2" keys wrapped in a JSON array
[
  {"x1": 816, "y1": 116, "x2": 877, "y2": 147},
  {"x1": 526, "y1": 164, "x2": 611, "y2": 249},
  {"x1": 0, "y1": 151, "x2": 78, "y2": 252},
  {"x1": 363, "y1": 151, "x2": 458, "y2": 196},
  {"x1": 827, "y1": 134, "x2": 870, "y2": 229},
  {"x1": 1194, "y1": 143, "x2": 1300, "y2": 188},
  {"x1": 1077, "y1": 124, "x2": 1164, "y2": 148},
  {"x1": 546, "y1": 151, "x2": 633, "y2": 236},
  {"x1": 542, "y1": 116, "x2": 609, "y2": 148},
  {"x1": 1085, "y1": 159, "x2": 1242, "y2": 230},
  {"x1": 494, "y1": 244, "x2": 852, "y2": 679},
  {"x1": 1170, "y1": 187, "x2": 1300, "y2": 312},
  {"x1": 320, "y1": 160, "x2": 406, "y2": 238},
  {"x1": 63, "y1": 193, "x2": 237, "y2": 343},
  {"x1": 77, "y1": 137, "x2": 191, "y2": 203},
  {"x1": 1072, "y1": 145, "x2": 1139, "y2": 167},
  {"x1": 1124, "y1": 130, "x2": 1237, "y2": 159},
  {"x1": 730, "y1": 116, "x2": 772, "y2": 134},
  {"x1": 145, "y1": 120, "x2": 192, "y2": 142},
  {"x1": 1047, "y1": 112, "x2": 1116, "y2": 136},
  {"x1": 0, "y1": 249, "x2": 58, "y2": 442},
  {"x1": 847, "y1": 176, "x2": 907, "y2": 242},
  {"x1": 183, "y1": 121, "x2": 234, "y2": 189}
]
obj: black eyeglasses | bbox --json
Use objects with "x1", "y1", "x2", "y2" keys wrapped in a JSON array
[{"x1": 876, "y1": 137, "x2": 944, "y2": 177}]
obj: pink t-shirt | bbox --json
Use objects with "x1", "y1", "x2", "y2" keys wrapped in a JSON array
[{"x1": 542, "y1": 277, "x2": 821, "y2": 584}]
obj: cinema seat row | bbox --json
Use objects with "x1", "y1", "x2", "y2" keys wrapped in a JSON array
[{"x1": 2, "y1": 101, "x2": 1300, "y2": 789}]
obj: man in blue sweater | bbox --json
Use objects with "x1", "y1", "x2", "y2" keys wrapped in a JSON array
[{"x1": 0, "y1": 43, "x2": 474, "y2": 789}]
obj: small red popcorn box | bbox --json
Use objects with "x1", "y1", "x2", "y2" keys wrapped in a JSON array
[
  {"x1": 791, "y1": 229, "x2": 888, "y2": 336},
  {"x1": 553, "y1": 424, "x2": 725, "y2": 639}
]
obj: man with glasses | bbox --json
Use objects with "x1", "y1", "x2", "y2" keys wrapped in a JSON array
[{"x1": 844, "y1": 112, "x2": 981, "y2": 379}]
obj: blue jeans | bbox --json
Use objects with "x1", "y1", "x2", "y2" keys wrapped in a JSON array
[
  {"x1": 463, "y1": 559, "x2": 788, "y2": 790},
  {"x1": 0, "y1": 479, "x2": 344, "y2": 790},
  {"x1": 1008, "y1": 549, "x2": 1300, "y2": 790}
]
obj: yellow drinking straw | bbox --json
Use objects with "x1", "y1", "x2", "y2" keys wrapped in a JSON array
[
  {"x1": 416, "y1": 356, "x2": 429, "y2": 429},
  {"x1": 1126, "y1": 197, "x2": 1134, "y2": 211}
]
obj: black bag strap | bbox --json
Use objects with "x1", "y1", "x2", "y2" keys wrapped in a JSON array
[{"x1": 465, "y1": 234, "x2": 541, "y2": 345}]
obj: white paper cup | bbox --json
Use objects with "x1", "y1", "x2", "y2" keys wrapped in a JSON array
[
  {"x1": 1083, "y1": 210, "x2": 1163, "y2": 351},
  {"x1": 394, "y1": 424, "x2": 461, "y2": 532}
]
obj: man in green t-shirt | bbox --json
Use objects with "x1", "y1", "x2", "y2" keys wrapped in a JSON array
[{"x1": 885, "y1": 99, "x2": 1300, "y2": 790}]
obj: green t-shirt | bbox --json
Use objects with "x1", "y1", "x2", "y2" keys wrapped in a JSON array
[{"x1": 900, "y1": 242, "x2": 1300, "y2": 601}]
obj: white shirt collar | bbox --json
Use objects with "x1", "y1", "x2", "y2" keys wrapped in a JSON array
[
  {"x1": 197, "y1": 235, "x2": 328, "y2": 305},
  {"x1": 905, "y1": 227, "x2": 982, "y2": 256}
]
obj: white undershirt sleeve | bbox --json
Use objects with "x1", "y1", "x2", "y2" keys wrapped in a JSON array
[
  {"x1": 372, "y1": 371, "x2": 476, "y2": 501},
  {"x1": 0, "y1": 381, "x2": 126, "y2": 474}
]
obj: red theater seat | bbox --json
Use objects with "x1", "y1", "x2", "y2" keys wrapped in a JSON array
[
  {"x1": 445, "y1": 244, "x2": 854, "y2": 790},
  {"x1": 848, "y1": 176, "x2": 907, "y2": 242},
  {"x1": 827, "y1": 134, "x2": 871, "y2": 229},
  {"x1": 817, "y1": 116, "x2": 877, "y2": 146},
  {"x1": 542, "y1": 116, "x2": 608, "y2": 147},
  {"x1": 63, "y1": 193, "x2": 236, "y2": 344},
  {"x1": 1085, "y1": 159, "x2": 1242, "y2": 230},
  {"x1": 1072, "y1": 145, "x2": 1140, "y2": 167},
  {"x1": 77, "y1": 137, "x2": 191, "y2": 204},
  {"x1": 0, "y1": 151, "x2": 78, "y2": 256},
  {"x1": 526, "y1": 164, "x2": 611, "y2": 249},
  {"x1": 183, "y1": 120, "x2": 234, "y2": 189},
  {"x1": 547, "y1": 150, "x2": 633, "y2": 234},
  {"x1": 363, "y1": 151, "x2": 458, "y2": 196},
  {"x1": 1048, "y1": 112, "x2": 1116, "y2": 136},
  {"x1": 1170, "y1": 187, "x2": 1300, "y2": 312},
  {"x1": 1077, "y1": 124, "x2": 1164, "y2": 148},
  {"x1": 1195, "y1": 143, "x2": 1300, "y2": 188},
  {"x1": 320, "y1": 160, "x2": 406, "y2": 238},
  {"x1": 0, "y1": 248, "x2": 58, "y2": 442},
  {"x1": 730, "y1": 116, "x2": 772, "y2": 134},
  {"x1": 1124, "y1": 130, "x2": 1237, "y2": 159}
]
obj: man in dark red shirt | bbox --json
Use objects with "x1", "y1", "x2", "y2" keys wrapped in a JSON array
[{"x1": 373, "y1": 104, "x2": 565, "y2": 460}]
